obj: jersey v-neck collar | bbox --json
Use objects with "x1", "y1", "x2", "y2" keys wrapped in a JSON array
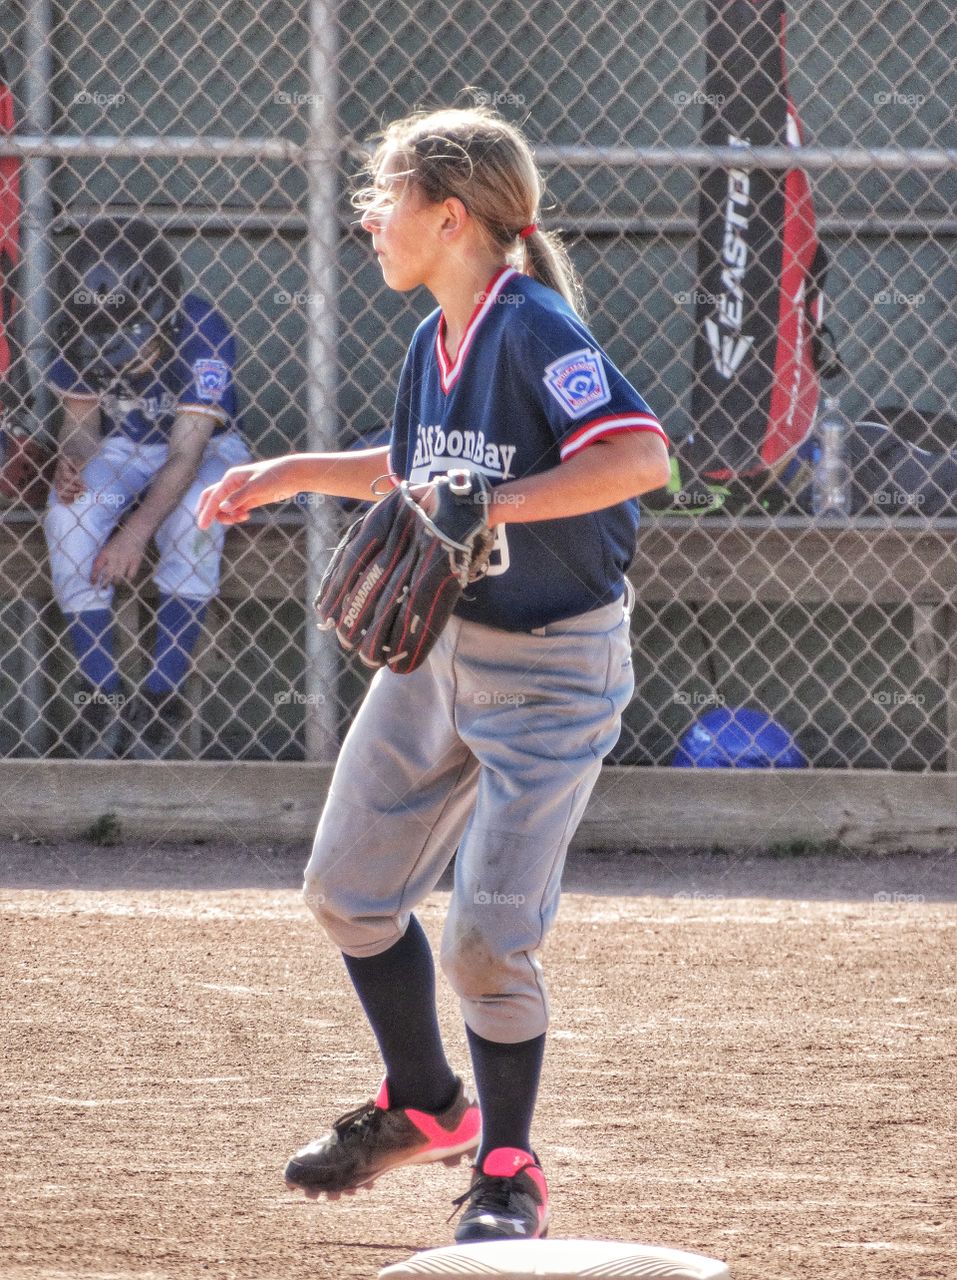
[{"x1": 435, "y1": 265, "x2": 518, "y2": 395}]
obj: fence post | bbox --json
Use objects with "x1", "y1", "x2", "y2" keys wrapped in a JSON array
[
  {"x1": 303, "y1": 0, "x2": 341, "y2": 763},
  {"x1": 21, "y1": 0, "x2": 54, "y2": 435}
]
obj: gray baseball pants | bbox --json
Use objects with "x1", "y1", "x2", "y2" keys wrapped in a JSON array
[{"x1": 303, "y1": 592, "x2": 635, "y2": 1043}]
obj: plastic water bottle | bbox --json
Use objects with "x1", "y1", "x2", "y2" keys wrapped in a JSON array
[{"x1": 811, "y1": 396, "x2": 851, "y2": 517}]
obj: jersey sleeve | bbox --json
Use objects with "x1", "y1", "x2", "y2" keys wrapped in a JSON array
[
  {"x1": 176, "y1": 299, "x2": 237, "y2": 425},
  {"x1": 512, "y1": 308, "x2": 668, "y2": 462}
]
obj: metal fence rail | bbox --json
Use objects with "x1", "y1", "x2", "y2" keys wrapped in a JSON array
[{"x1": 1, "y1": 0, "x2": 955, "y2": 769}]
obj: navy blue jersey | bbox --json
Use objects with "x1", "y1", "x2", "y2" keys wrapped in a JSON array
[
  {"x1": 48, "y1": 293, "x2": 240, "y2": 446},
  {"x1": 389, "y1": 267, "x2": 667, "y2": 631}
]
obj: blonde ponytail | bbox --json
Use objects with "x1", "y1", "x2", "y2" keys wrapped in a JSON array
[{"x1": 520, "y1": 226, "x2": 586, "y2": 319}]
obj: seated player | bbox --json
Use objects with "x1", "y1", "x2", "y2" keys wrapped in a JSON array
[{"x1": 45, "y1": 216, "x2": 252, "y2": 758}]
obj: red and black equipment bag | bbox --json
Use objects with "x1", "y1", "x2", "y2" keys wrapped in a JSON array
[
  {"x1": 0, "y1": 49, "x2": 21, "y2": 401},
  {"x1": 0, "y1": 52, "x2": 55, "y2": 507}
]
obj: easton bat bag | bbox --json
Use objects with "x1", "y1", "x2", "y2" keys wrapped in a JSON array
[
  {"x1": 0, "y1": 50, "x2": 21, "y2": 408},
  {"x1": 683, "y1": 0, "x2": 839, "y2": 483}
]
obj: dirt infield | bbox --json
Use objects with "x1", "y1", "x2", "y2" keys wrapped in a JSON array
[{"x1": 2, "y1": 841, "x2": 955, "y2": 1280}]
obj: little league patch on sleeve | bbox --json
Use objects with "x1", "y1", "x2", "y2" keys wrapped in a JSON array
[
  {"x1": 542, "y1": 347, "x2": 611, "y2": 419},
  {"x1": 192, "y1": 358, "x2": 229, "y2": 403}
]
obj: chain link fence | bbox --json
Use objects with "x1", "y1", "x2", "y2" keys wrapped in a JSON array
[{"x1": 1, "y1": 0, "x2": 955, "y2": 768}]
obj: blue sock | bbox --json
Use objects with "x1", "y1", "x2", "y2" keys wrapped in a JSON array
[
  {"x1": 466, "y1": 1025, "x2": 546, "y2": 1162},
  {"x1": 342, "y1": 915, "x2": 459, "y2": 1113},
  {"x1": 144, "y1": 594, "x2": 207, "y2": 696},
  {"x1": 66, "y1": 609, "x2": 119, "y2": 692}
]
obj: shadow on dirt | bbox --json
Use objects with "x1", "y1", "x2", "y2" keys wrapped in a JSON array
[{"x1": 0, "y1": 838, "x2": 954, "y2": 902}]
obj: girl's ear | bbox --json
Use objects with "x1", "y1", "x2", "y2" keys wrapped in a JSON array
[{"x1": 439, "y1": 196, "x2": 469, "y2": 238}]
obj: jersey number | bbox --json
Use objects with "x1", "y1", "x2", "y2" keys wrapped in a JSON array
[{"x1": 485, "y1": 524, "x2": 509, "y2": 576}]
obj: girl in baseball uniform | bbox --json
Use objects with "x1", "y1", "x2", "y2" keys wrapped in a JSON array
[
  {"x1": 198, "y1": 106, "x2": 670, "y2": 1243},
  {"x1": 47, "y1": 217, "x2": 251, "y2": 759}
]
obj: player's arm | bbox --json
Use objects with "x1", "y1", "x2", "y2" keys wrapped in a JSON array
[
  {"x1": 196, "y1": 445, "x2": 393, "y2": 529},
  {"x1": 51, "y1": 393, "x2": 102, "y2": 502},
  {"x1": 484, "y1": 430, "x2": 671, "y2": 528},
  {"x1": 57, "y1": 393, "x2": 102, "y2": 461},
  {"x1": 123, "y1": 412, "x2": 217, "y2": 545},
  {"x1": 89, "y1": 412, "x2": 216, "y2": 589}
]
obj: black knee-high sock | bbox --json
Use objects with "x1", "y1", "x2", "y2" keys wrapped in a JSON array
[
  {"x1": 342, "y1": 915, "x2": 458, "y2": 1113},
  {"x1": 466, "y1": 1025, "x2": 546, "y2": 1162}
]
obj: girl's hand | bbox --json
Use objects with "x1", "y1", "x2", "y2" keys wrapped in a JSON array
[
  {"x1": 196, "y1": 459, "x2": 294, "y2": 529},
  {"x1": 90, "y1": 528, "x2": 147, "y2": 588},
  {"x1": 52, "y1": 455, "x2": 87, "y2": 504}
]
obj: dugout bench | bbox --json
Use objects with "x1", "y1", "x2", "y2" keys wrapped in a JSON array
[
  {"x1": 2, "y1": 507, "x2": 957, "y2": 768},
  {"x1": 628, "y1": 515, "x2": 957, "y2": 771}
]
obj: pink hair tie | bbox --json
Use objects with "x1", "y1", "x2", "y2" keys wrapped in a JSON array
[{"x1": 518, "y1": 223, "x2": 537, "y2": 240}]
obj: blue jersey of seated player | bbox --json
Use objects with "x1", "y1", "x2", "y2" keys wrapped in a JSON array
[
  {"x1": 389, "y1": 267, "x2": 668, "y2": 632},
  {"x1": 47, "y1": 293, "x2": 241, "y2": 446}
]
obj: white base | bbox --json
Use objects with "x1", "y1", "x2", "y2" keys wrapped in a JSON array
[{"x1": 378, "y1": 1239, "x2": 730, "y2": 1280}]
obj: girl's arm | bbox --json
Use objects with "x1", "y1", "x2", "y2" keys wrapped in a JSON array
[
  {"x1": 58, "y1": 393, "x2": 103, "y2": 462},
  {"x1": 51, "y1": 394, "x2": 103, "y2": 502},
  {"x1": 196, "y1": 445, "x2": 392, "y2": 529},
  {"x1": 122, "y1": 413, "x2": 216, "y2": 545},
  {"x1": 484, "y1": 430, "x2": 671, "y2": 528}
]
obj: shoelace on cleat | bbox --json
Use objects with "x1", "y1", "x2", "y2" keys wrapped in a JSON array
[
  {"x1": 331, "y1": 1100, "x2": 386, "y2": 1143},
  {"x1": 448, "y1": 1174, "x2": 514, "y2": 1223}
]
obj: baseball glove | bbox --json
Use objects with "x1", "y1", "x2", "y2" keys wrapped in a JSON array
[
  {"x1": 315, "y1": 468, "x2": 495, "y2": 674},
  {"x1": 0, "y1": 415, "x2": 56, "y2": 508}
]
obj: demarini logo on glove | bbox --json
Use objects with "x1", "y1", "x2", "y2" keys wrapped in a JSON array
[{"x1": 342, "y1": 564, "x2": 384, "y2": 630}]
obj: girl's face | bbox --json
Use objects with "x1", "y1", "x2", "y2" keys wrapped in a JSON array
[{"x1": 360, "y1": 158, "x2": 444, "y2": 292}]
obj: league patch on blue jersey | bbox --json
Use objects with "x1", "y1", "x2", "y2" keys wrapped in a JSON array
[
  {"x1": 192, "y1": 358, "x2": 229, "y2": 403},
  {"x1": 542, "y1": 347, "x2": 611, "y2": 420}
]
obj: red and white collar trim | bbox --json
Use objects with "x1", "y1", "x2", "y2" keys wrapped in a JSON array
[{"x1": 435, "y1": 266, "x2": 517, "y2": 394}]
